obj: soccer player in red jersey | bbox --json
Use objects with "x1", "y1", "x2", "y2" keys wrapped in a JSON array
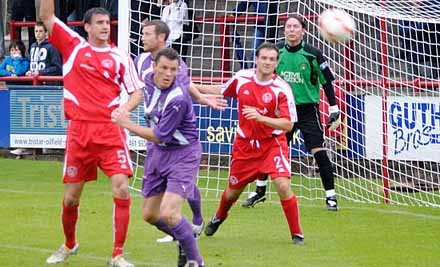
[
  {"x1": 40, "y1": 1, "x2": 144, "y2": 266},
  {"x1": 204, "y1": 42, "x2": 304, "y2": 244}
]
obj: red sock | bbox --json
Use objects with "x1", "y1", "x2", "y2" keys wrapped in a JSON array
[
  {"x1": 281, "y1": 196, "x2": 303, "y2": 236},
  {"x1": 62, "y1": 201, "x2": 79, "y2": 249},
  {"x1": 112, "y1": 197, "x2": 131, "y2": 258},
  {"x1": 216, "y1": 191, "x2": 237, "y2": 220}
]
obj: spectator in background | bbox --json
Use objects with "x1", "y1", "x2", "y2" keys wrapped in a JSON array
[
  {"x1": 1, "y1": 40, "x2": 30, "y2": 157},
  {"x1": 26, "y1": 21, "x2": 62, "y2": 79},
  {"x1": 161, "y1": 0, "x2": 189, "y2": 62},
  {"x1": 398, "y1": 19, "x2": 426, "y2": 77},
  {"x1": 100, "y1": 0, "x2": 118, "y2": 44},
  {"x1": 130, "y1": 0, "x2": 162, "y2": 56},
  {"x1": 11, "y1": 0, "x2": 37, "y2": 49},
  {"x1": 421, "y1": 0, "x2": 440, "y2": 79},
  {"x1": 427, "y1": 22, "x2": 440, "y2": 79},
  {"x1": 68, "y1": 0, "x2": 101, "y2": 38},
  {"x1": 100, "y1": 0, "x2": 118, "y2": 19},
  {"x1": 55, "y1": 0, "x2": 74, "y2": 23},
  {"x1": 231, "y1": 0, "x2": 278, "y2": 68},
  {"x1": 0, "y1": 41, "x2": 30, "y2": 78}
]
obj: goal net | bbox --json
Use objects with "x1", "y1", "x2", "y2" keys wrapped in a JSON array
[{"x1": 124, "y1": 0, "x2": 440, "y2": 207}]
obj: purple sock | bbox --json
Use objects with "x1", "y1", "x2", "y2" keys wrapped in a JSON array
[
  {"x1": 153, "y1": 218, "x2": 175, "y2": 238},
  {"x1": 188, "y1": 186, "x2": 203, "y2": 226},
  {"x1": 172, "y1": 217, "x2": 203, "y2": 265}
]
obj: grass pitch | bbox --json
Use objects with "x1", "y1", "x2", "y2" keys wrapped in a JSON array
[{"x1": 0, "y1": 158, "x2": 439, "y2": 267}]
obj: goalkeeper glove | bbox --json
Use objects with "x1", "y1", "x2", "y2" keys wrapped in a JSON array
[{"x1": 327, "y1": 105, "x2": 341, "y2": 131}]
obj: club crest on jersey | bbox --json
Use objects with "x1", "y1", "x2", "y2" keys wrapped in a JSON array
[
  {"x1": 67, "y1": 166, "x2": 78, "y2": 178},
  {"x1": 300, "y1": 63, "x2": 308, "y2": 70},
  {"x1": 229, "y1": 176, "x2": 238, "y2": 185},
  {"x1": 102, "y1": 59, "x2": 113, "y2": 69},
  {"x1": 262, "y1": 93, "x2": 272, "y2": 103}
]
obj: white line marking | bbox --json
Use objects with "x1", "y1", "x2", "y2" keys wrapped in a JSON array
[{"x1": 0, "y1": 244, "x2": 169, "y2": 266}]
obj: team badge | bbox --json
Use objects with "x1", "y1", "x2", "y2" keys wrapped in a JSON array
[
  {"x1": 102, "y1": 59, "x2": 114, "y2": 69},
  {"x1": 300, "y1": 63, "x2": 308, "y2": 70},
  {"x1": 262, "y1": 93, "x2": 272, "y2": 103},
  {"x1": 229, "y1": 176, "x2": 238, "y2": 185},
  {"x1": 67, "y1": 166, "x2": 78, "y2": 178}
]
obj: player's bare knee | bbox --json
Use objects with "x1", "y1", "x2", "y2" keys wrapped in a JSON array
[
  {"x1": 274, "y1": 178, "x2": 293, "y2": 199},
  {"x1": 160, "y1": 209, "x2": 180, "y2": 227},
  {"x1": 114, "y1": 187, "x2": 130, "y2": 199},
  {"x1": 111, "y1": 174, "x2": 129, "y2": 197},
  {"x1": 143, "y1": 210, "x2": 159, "y2": 224},
  {"x1": 225, "y1": 187, "x2": 243, "y2": 201},
  {"x1": 63, "y1": 195, "x2": 80, "y2": 207}
]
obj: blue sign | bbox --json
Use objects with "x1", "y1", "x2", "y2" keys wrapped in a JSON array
[
  {"x1": 0, "y1": 90, "x2": 10, "y2": 147},
  {"x1": 10, "y1": 87, "x2": 66, "y2": 134}
]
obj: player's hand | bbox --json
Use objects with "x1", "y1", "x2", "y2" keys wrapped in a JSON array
[
  {"x1": 327, "y1": 105, "x2": 341, "y2": 131},
  {"x1": 111, "y1": 107, "x2": 131, "y2": 128},
  {"x1": 199, "y1": 94, "x2": 228, "y2": 111},
  {"x1": 242, "y1": 105, "x2": 263, "y2": 122}
]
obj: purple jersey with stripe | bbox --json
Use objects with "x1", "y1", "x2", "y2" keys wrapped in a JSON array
[
  {"x1": 143, "y1": 72, "x2": 199, "y2": 148},
  {"x1": 134, "y1": 52, "x2": 190, "y2": 90}
]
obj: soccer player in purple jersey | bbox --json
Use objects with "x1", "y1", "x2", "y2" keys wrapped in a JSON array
[
  {"x1": 112, "y1": 48, "x2": 204, "y2": 267},
  {"x1": 134, "y1": 20, "x2": 223, "y2": 244}
]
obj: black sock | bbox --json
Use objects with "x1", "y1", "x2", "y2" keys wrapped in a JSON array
[
  {"x1": 255, "y1": 175, "x2": 268, "y2": 196},
  {"x1": 313, "y1": 150, "x2": 335, "y2": 191},
  {"x1": 256, "y1": 185, "x2": 266, "y2": 196}
]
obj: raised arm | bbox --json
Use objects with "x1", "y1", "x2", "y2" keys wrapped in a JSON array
[
  {"x1": 39, "y1": 0, "x2": 56, "y2": 34},
  {"x1": 191, "y1": 82, "x2": 222, "y2": 95},
  {"x1": 189, "y1": 82, "x2": 227, "y2": 110}
]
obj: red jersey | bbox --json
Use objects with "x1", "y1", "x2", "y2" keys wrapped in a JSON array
[
  {"x1": 222, "y1": 69, "x2": 297, "y2": 140},
  {"x1": 49, "y1": 18, "x2": 144, "y2": 122}
]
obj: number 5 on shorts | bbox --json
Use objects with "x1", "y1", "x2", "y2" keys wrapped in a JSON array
[{"x1": 117, "y1": 150, "x2": 128, "y2": 169}]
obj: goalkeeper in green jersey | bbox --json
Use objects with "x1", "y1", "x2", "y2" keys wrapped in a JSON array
[{"x1": 243, "y1": 14, "x2": 341, "y2": 211}]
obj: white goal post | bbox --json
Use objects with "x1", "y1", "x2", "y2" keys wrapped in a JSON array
[{"x1": 121, "y1": 0, "x2": 440, "y2": 207}]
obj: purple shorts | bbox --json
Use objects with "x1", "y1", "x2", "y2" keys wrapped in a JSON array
[{"x1": 142, "y1": 143, "x2": 202, "y2": 199}]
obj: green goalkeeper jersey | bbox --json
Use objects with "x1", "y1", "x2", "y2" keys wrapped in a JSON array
[{"x1": 277, "y1": 41, "x2": 335, "y2": 105}]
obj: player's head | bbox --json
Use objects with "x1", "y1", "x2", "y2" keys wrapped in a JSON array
[
  {"x1": 34, "y1": 21, "x2": 47, "y2": 43},
  {"x1": 9, "y1": 40, "x2": 26, "y2": 58},
  {"x1": 141, "y1": 20, "x2": 170, "y2": 53},
  {"x1": 83, "y1": 7, "x2": 111, "y2": 44},
  {"x1": 255, "y1": 42, "x2": 279, "y2": 76},
  {"x1": 153, "y1": 48, "x2": 180, "y2": 89},
  {"x1": 284, "y1": 14, "x2": 306, "y2": 46}
]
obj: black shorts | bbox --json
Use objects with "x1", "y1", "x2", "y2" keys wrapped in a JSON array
[{"x1": 286, "y1": 103, "x2": 324, "y2": 151}]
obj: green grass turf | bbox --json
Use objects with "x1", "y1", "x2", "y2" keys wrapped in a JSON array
[{"x1": 0, "y1": 158, "x2": 439, "y2": 267}]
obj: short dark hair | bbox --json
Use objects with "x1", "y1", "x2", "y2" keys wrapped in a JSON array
[
  {"x1": 83, "y1": 7, "x2": 111, "y2": 24},
  {"x1": 9, "y1": 40, "x2": 26, "y2": 57},
  {"x1": 155, "y1": 48, "x2": 180, "y2": 64},
  {"x1": 255, "y1": 42, "x2": 279, "y2": 59},
  {"x1": 142, "y1": 19, "x2": 170, "y2": 42},
  {"x1": 285, "y1": 14, "x2": 306, "y2": 29},
  {"x1": 35, "y1": 21, "x2": 47, "y2": 32}
]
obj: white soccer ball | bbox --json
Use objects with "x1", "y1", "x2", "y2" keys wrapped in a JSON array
[{"x1": 318, "y1": 8, "x2": 355, "y2": 43}]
